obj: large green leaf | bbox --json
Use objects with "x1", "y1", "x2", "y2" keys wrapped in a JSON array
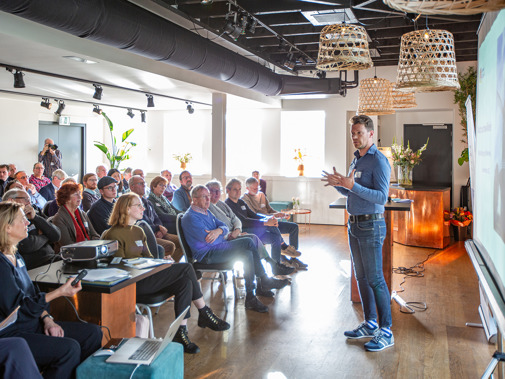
[
  {"x1": 101, "y1": 112, "x2": 114, "y2": 132},
  {"x1": 122, "y1": 129, "x2": 134, "y2": 142},
  {"x1": 94, "y1": 142, "x2": 109, "y2": 155}
]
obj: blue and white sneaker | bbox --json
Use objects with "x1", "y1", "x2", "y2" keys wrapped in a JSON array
[
  {"x1": 344, "y1": 321, "x2": 378, "y2": 339},
  {"x1": 364, "y1": 329, "x2": 394, "y2": 352}
]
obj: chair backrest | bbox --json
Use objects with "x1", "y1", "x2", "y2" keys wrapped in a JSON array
[
  {"x1": 136, "y1": 220, "x2": 161, "y2": 258},
  {"x1": 176, "y1": 214, "x2": 195, "y2": 264}
]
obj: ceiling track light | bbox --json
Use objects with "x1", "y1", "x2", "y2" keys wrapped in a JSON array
[
  {"x1": 141, "y1": 111, "x2": 146, "y2": 123},
  {"x1": 40, "y1": 97, "x2": 52, "y2": 110},
  {"x1": 146, "y1": 94, "x2": 155, "y2": 107},
  {"x1": 127, "y1": 108, "x2": 135, "y2": 118},
  {"x1": 93, "y1": 84, "x2": 103, "y2": 100},
  {"x1": 6, "y1": 67, "x2": 25, "y2": 88},
  {"x1": 54, "y1": 100, "x2": 65, "y2": 116},
  {"x1": 186, "y1": 101, "x2": 194, "y2": 114},
  {"x1": 92, "y1": 104, "x2": 102, "y2": 114}
]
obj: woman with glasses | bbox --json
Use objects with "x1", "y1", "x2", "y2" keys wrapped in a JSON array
[
  {"x1": 107, "y1": 169, "x2": 125, "y2": 195},
  {"x1": 0, "y1": 202, "x2": 101, "y2": 378},
  {"x1": 102, "y1": 193, "x2": 229, "y2": 354},
  {"x1": 50, "y1": 183, "x2": 99, "y2": 252}
]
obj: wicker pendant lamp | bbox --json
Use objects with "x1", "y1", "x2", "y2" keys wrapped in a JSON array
[
  {"x1": 396, "y1": 29, "x2": 460, "y2": 92},
  {"x1": 383, "y1": 0, "x2": 505, "y2": 15},
  {"x1": 357, "y1": 76, "x2": 395, "y2": 116},
  {"x1": 392, "y1": 85, "x2": 417, "y2": 109},
  {"x1": 316, "y1": 24, "x2": 373, "y2": 71}
]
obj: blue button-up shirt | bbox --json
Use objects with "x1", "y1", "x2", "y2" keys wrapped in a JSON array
[{"x1": 335, "y1": 144, "x2": 390, "y2": 215}]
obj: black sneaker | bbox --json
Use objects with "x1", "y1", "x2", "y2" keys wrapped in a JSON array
[
  {"x1": 290, "y1": 257, "x2": 308, "y2": 270},
  {"x1": 256, "y1": 287, "x2": 275, "y2": 297},
  {"x1": 173, "y1": 325, "x2": 200, "y2": 354},
  {"x1": 245, "y1": 294, "x2": 268, "y2": 313},
  {"x1": 271, "y1": 261, "x2": 295, "y2": 276},
  {"x1": 259, "y1": 276, "x2": 289, "y2": 290},
  {"x1": 197, "y1": 306, "x2": 230, "y2": 331}
]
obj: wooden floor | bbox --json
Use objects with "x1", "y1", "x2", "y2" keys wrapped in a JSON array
[{"x1": 152, "y1": 225, "x2": 495, "y2": 379}]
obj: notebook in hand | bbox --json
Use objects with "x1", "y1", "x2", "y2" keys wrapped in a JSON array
[{"x1": 106, "y1": 306, "x2": 189, "y2": 365}]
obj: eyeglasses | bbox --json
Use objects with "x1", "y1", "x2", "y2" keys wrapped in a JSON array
[
  {"x1": 157, "y1": 184, "x2": 167, "y2": 189},
  {"x1": 208, "y1": 189, "x2": 221, "y2": 194},
  {"x1": 103, "y1": 185, "x2": 118, "y2": 191},
  {"x1": 131, "y1": 203, "x2": 144, "y2": 209},
  {"x1": 34, "y1": 167, "x2": 44, "y2": 170}
]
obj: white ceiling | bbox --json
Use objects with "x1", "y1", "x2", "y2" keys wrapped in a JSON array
[{"x1": 0, "y1": 11, "x2": 281, "y2": 113}]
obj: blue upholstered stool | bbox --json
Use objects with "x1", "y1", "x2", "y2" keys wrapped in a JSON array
[{"x1": 76, "y1": 342, "x2": 184, "y2": 379}]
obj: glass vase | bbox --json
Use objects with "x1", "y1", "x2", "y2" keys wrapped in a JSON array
[{"x1": 397, "y1": 165, "x2": 413, "y2": 186}]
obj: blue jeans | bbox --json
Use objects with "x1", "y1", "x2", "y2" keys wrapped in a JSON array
[
  {"x1": 243, "y1": 225, "x2": 283, "y2": 262},
  {"x1": 348, "y1": 218, "x2": 392, "y2": 328}
]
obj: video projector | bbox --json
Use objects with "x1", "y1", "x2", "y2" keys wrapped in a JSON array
[{"x1": 60, "y1": 240, "x2": 118, "y2": 262}]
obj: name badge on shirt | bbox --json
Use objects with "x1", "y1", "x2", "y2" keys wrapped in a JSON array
[
  {"x1": 260, "y1": 204, "x2": 265, "y2": 208},
  {"x1": 156, "y1": 203, "x2": 161, "y2": 206},
  {"x1": 241, "y1": 206, "x2": 246, "y2": 210},
  {"x1": 17, "y1": 259, "x2": 25, "y2": 268},
  {"x1": 354, "y1": 171, "x2": 362, "y2": 179},
  {"x1": 135, "y1": 240, "x2": 143, "y2": 247},
  {"x1": 83, "y1": 222, "x2": 88, "y2": 228}
]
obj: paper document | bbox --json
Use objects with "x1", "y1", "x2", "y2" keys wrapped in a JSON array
[
  {"x1": 0, "y1": 305, "x2": 20, "y2": 332},
  {"x1": 391, "y1": 198, "x2": 413, "y2": 203},
  {"x1": 78, "y1": 268, "x2": 131, "y2": 282},
  {"x1": 123, "y1": 258, "x2": 173, "y2": 270}
]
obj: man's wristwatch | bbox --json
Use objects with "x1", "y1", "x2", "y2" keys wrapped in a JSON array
[{"x1": 41, "y1": 314, "x2": 54, "y2": 322}]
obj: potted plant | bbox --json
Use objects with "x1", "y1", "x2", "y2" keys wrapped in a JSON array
[
  {"x1": 94, "y1": 112, "x2": 136, "y2": 169},
  {"x1": 454, "y1": 66, "x2": 477, "y2": 166},
  {"x1": 293, "y1": 148, "x2": 307, "y2": 176},
  {"x1": 391, "y1": 137, "x2": 429, "y2": 186},
  {"x1": 445, "y1": 207, "x2": 473, "y2": 241},
  {"x1": 173, "y1": 153, "x2": 192, "y2": 169}
]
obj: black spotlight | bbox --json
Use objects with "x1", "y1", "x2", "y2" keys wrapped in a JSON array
[
  {"x1": 6, "y1": 68, "x2": 26, "y2": 88},
  {"x1": 40, "y1": 98, "x2": 52, "y2": 110},
  {"x1": 316, "y1": 70, "x2": 326, "y2": 79},
  {"x1": 93, "y1": 84, "x2": 103, "y2": 100},
  {"x1": 127, "y1": 108, "x2": 135, "y2": 118},
  {"x1": 92, "y1": 104, "x2": 102, "y2": 114},
  {"x1": 186, "y1": 102, "x2": 194, "y2": 114},
  {"x1": 146, "y1": 94, "x2": 155, "y2": 108},
  {"x1": 54, "y1": 100, "x2": 65, "y2": 116},
  {"x1": 141, "y1": 111, "x2": 146, "y2": 123}
]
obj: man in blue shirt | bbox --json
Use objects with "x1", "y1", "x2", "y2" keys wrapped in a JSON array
[
  {"x1": 322, "y1": 115, "x2": 393, "y2": 352},
  {"x1": 172, "y1": 170, "x2": 193, "y2": 212}
]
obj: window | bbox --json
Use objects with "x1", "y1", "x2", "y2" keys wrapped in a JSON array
[{"x1": 280, "y1": 111, "x2": 325, "y2": 177}]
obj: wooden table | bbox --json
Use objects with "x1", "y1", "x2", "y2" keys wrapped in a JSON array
[
  {"x1": 330, "y1": 199, "x2": 411, "y2": 302},
  {"x1": 29, "y1": 261, "x2": 172, "y2": 344},
  {"x1": 282, "y1": 208, "x2": 312, "y2": 230}
]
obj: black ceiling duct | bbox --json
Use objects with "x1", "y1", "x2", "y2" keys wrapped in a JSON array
[{"x1": 0, "y1": 0, "x2": 348, "y2": 97}]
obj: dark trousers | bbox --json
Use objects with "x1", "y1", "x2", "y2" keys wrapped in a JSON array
[
  {"x1": 277, "y1": 220, "x2": 299, "y2": 249},
  {"x1": 243, "y1": 225, "x2": 283, "y2": 262},
  {"x1": 137, "y1": 263, "x2": 203, "y2": 319},
  {"x1": 18, "y1": 321, "x2": 102, "y2": 379},
  {"x1": 0, "y1": 337, "x2": 41, "y2": 379},
  {"x1": 200, "y1": 238, "x2": 265, "y2": 293}
]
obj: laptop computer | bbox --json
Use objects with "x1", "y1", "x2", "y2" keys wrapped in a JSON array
[{"x1": 106, "y1": 306, "x2": 189, "y2": 365}]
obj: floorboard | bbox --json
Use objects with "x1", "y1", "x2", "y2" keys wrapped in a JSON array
[{"x1": 150, "y1": 225, "x2": 494, "y2": 378}]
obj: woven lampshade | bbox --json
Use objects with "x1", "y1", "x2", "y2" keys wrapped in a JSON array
[
  {"x1": 396, "y1": 29, "x2": 460, "y2": 92},
  {"x1": 357, "y1": 77, "x2": 395, "y2": 116},
  {"x1": 383, "y1": 0, "x2": 505, "y2": 15},
  {"x1": 316, "y1": 24, "x2": 373, "y2": 71},
  {"x1": 392, "y1": 85, "x2": 417, "y2": 109}
]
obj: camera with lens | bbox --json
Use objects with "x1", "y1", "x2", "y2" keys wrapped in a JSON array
[{"x1": 48, "y1": 144, "x2": 58, "y2": 150}]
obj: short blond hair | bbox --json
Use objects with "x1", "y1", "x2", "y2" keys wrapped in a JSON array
[
  {"x1": 108, "y1": 193, "x2": 141, "y2": 228},
  {"x1": 0, "y1": 202, "x2": 23, "y2": 255}
]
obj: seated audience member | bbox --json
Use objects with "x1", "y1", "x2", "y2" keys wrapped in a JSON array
[
  {"x1": 0, "y1": 202, "x2": 102, "y2": 378},
  {"x1": 2, "y1": 189, "x2": 60, "y2": 269},
  {"x1": 0, "y1": 337, "x2": 42, "y2": 379},
  {"x1": 95, "y1": 165, "x2": 107, "y2": 179},
  {"x1": 41, "y1": 178, "x2": 77, "y2": 218},
  {"x1": 50, "y1": 183, "x2": 99, "y2": 252},
  {"x1": 14, "y1": 171, "x2": 47, "y2": 210},
  {"x1": 4, "y1": 181, "x2": 24, "y2": 192},
  {"x1": 242, "y1": 177, "x2": 306, "y2": 262},
  {"x1": 29, "y1": 163, "x2": 50, "y2": 191},
  {"x1": 82, "y1": 173, "x2": 100, "y2": 212},
  {"x1": 129, "y1": 175, "x2": 178, "y2": 259},
  {"x1": 7, "y1": 164, "x2": 17, "y2": 182},
  {"x1": 38, "y1": 138, "x2": 62, "y2": 178},
  {"x1": 0, "y1": 164, "x2": 9, "y2": 199},
  {"x1": 225, "y1": 179, "x2": 308, "y2": 270},
  {"x1": 252, "y1": 170, "x2": 267, "y2": 196},
  {"x1": 172, "y1": 170, "x2": 193, "y2": 212},
  {"x1": 87, "y1": 176, "x2": 117, "y2": 235},
  {"x1": 102, "y1": 193, "x2": 229, "y2": 353},
  {"x1": 38, "y1": 169, "x2": 67, "y2": 202},
  {"x1": 122, "y1": 167, "x2": 132, "y2": 191},
  {"x1": 181, "y1": 185, "x2": 289, "y2": 312},
  {"x1": 107, "y1": 169, "x2": 125, "y2": 195},
  {"x1": 206, "y1": 180, "x2": 294, "y2": 278},
  {"x1": 148, "y1": 175, "x2": 180, "y2": 233},
  {"x1": 161, "y1": 169, "x2": 177, "y2": 202},
  {"x1": 132, "y1": 169, "x2": 149, "y2": 195}
]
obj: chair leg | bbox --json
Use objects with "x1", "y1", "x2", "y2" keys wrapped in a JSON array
[{"x1": 220, "y1": 272, "x2": 228, "y2": 312}]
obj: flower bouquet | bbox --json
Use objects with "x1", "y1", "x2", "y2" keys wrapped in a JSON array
[
  {"x1": 391, "y1": 138, "x2": 429, "y2": 186},
  {"x1": 445, "y1": 207, "x2": 473, "y2": 227},
  {"x1": 293, "y1": 148, "x2": 307, "y2": 176},
  {"x1": 173, "y1": 153, "x2": 192, "y2": 169},
  {"x1": 292, "y1": 197, "x2": 300, "y2": 210}
]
